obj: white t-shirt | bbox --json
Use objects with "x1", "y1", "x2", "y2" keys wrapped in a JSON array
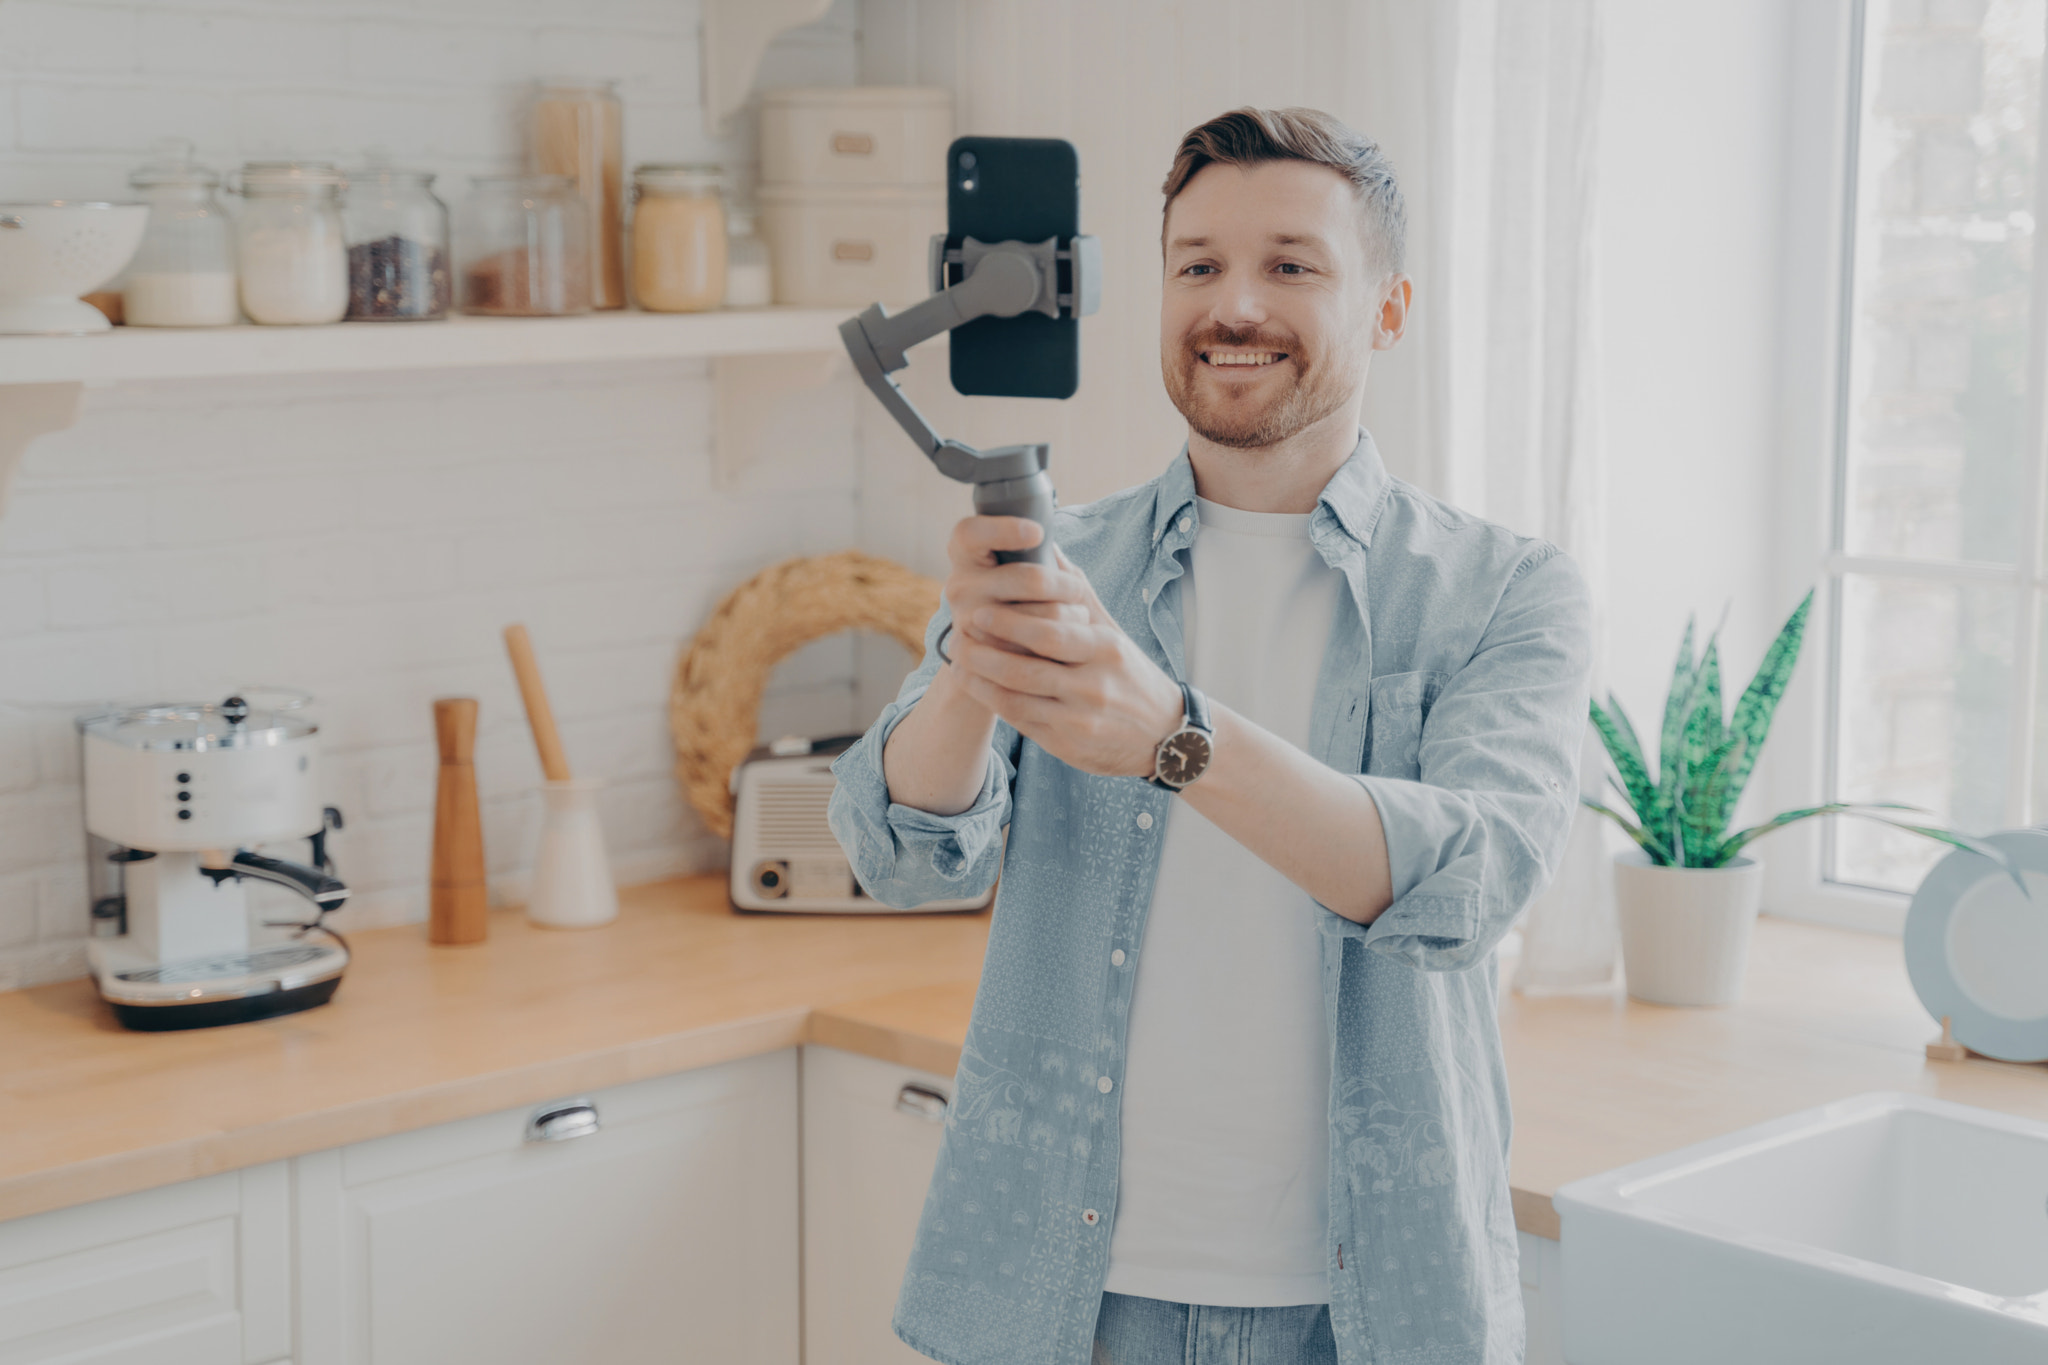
[{"x1": 1102, "y1": 497, "x2": 1342, "y2": 1308}]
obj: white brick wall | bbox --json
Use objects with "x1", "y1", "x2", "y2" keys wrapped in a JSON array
[
  {"x1": 0, "y1": 0, "x2": 887, "y2": 989},
  {"x1": 0, "y1": 358, "x2": 893, "y2": 989}
]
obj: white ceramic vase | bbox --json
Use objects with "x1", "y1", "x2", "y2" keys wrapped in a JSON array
[
  {"x1": 527, "y1": 779, "x2": 619, "y2": 929},
  {"x1": 1614, "y1": 849, "x2": 1763, "y2": 1006}
]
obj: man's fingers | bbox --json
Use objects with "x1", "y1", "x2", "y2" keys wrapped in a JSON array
[
  {"x1": 984, "y1": 560, "x2": 1088, "y2": 605},
  {"x1": 957, "y1": 671, "x2": 1056, "y2": 736},
  {"x1": 1051, "y1": 544, "x2": 1118, "y2": 626},
  {"x1": 950, "y1": 514, "x2": 1046, "y2": 565},
  {"x1": 953, "y1": 634, "x2": 1068, "y2": 699},
  {"x1": 969, "y1": 606, "x2": 1098, "y2": 664}
]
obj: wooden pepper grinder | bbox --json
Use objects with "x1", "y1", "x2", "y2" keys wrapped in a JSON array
[{"x1": 430, "y1": 697, "x2": 489, "y2": 944}]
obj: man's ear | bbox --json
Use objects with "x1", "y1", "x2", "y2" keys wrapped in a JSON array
[{"x1": 1372, "y1": 275, "x2": 1412, "y2": 351}]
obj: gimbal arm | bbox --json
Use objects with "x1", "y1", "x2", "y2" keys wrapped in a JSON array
[{"x1": 839, "y1": 234, "x2": 1098, "y2": 567}]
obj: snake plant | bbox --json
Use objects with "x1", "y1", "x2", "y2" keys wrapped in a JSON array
[{"x1": 1585, "y1": 589, "x2": 2004, "y2": 871}]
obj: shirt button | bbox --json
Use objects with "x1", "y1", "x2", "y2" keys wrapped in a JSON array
[
  {"x1": 1141, "y1": 586, "x2": 1151, "y2": 602},
  {"x1": 1136, "y1": 811, "x2": 1153, "y2": 830},
  {"x1": 1082, "y1": 1209, "x2": 1100, "y2": 1225},
  {"x1": 1179, "y1": 516, "x2": 1192, "y2": 534},
  {"x1": 1097, "y1": 1075, "x2": 1113, "y2": 1093},
  {"x1": 1111, "y1": 948, "x2": 1126, "y2": 966}
]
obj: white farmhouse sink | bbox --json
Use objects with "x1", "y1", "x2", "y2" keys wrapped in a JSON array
[{"x1": 1555, "y1": 1092, "x2": 2048, "y2": 1364}]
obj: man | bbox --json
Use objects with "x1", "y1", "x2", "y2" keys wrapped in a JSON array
[{"x1": 829, "y1": 107, "x2": 1591, "y2": 1365}]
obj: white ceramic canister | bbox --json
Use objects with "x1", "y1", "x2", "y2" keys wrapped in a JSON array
[
  {"x1": 233, "y1": 161, "x2": 349, "y2": 325},
  {"x1": 1613, "y1": 850, "x2": 1764, "y2": 1007},
  {"x1": 758, "y1": 86, "x2": 953, "y2": 188},
  {"x1": 756, "y1": 182, "x2": 943, "y2": 307},
  {"x1": 527, "y1": 779, "x2": 618, "y2": 929}
]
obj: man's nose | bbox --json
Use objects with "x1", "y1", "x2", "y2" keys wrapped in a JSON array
[{"x1": 1209, "y1": 273, "x2": 1269, "y2": 330}]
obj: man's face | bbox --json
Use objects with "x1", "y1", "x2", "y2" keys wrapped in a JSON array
[{"x1": 1160, "y1": 160, "x2": 1391, "y2": 449}]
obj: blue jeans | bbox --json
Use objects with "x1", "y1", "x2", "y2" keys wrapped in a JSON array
[{"x1": 1092, "y1": 1292, "x2": 1337, "y2": 1365}]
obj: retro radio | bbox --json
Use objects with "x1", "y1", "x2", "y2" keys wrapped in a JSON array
[{"x1": 728, "y1": 735, "x2": 995, "y2": 914}]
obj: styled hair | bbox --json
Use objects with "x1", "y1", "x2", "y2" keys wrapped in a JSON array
[{"x1": 1161, "y1": 106, "x2": 1407, "y2": 273}]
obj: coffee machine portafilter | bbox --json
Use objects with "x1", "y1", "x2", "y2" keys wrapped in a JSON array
[{"x1": 78, "y1": 693, "x2": 349, "y2": 1031}]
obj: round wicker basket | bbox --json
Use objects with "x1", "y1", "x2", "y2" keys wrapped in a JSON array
[{"x1": 669, "y1": 551, "x2": 939, "y2": 838}]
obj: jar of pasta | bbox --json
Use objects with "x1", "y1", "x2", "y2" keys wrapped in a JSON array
[{"x1": 630, "y1": 164, "x2": 727, "y2": 313}]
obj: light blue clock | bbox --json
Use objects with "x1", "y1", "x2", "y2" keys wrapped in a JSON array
[{"x1": 1904, "y1": 829, "x2": 2048, "y2": 1063}]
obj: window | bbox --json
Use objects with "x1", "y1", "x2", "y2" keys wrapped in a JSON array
[{"x1": 1830, "y1": 0, "x2": 2048, "y2": 898}]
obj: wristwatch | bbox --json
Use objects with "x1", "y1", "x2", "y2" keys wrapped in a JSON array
[{"x1": 1147, "y1": 682, "x2": 1214, "y2": 792}]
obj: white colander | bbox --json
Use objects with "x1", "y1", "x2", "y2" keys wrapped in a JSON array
[{"x1": 0, "y1": 201, "x2": 151, "y2": 334}]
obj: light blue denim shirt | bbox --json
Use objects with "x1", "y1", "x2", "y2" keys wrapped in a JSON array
[{"x1": 829, "y1": 433, "x2": 1592, "y2": 1365}]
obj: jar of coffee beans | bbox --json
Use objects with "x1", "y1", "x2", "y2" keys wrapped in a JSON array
[{"x1": 343, "y1": 163, "x2": 451, "y2": 320}]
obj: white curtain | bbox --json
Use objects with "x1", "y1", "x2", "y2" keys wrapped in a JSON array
[{"x1": 1347, "y1": 0, "x2": 1617, "y2": 991}]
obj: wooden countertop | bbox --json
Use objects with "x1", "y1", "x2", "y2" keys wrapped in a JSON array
[
  {"x1": 0, "y1": 877, "x2": 990, "y2": 1223},
  {"x1": 4, "y1": 876, "x2": 2045, "y2": 1241}
]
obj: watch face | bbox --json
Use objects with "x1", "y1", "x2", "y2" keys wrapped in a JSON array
[{"x1": 1156, "y1": 727, "x2": 1213, "y2": 787}]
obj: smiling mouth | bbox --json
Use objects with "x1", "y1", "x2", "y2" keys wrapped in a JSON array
[{"x1": 1200, "y1": 348, "x2": 1287, "y2": 369}]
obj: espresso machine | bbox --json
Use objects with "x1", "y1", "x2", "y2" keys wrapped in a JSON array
[{"x1": 79, "y1": 693, "x2": 349, "y2": 1031}]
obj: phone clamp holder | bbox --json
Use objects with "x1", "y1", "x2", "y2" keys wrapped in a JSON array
[{"x1": 839, "y1": 233, "x2": 1102, "y2": 575}]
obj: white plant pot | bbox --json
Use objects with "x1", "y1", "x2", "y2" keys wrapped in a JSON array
[{"x1": 1614, "y1": 849, "x2": 1763, "y2": 1006}]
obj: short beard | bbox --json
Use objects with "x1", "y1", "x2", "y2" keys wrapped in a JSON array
[{"x1": 1162, "y1": 323, "x2": 1352, "y2": 450}]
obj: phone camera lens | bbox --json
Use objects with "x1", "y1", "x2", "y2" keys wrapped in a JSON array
[{"x1": 958, "y1": 151, "x2": 977, "y2": 170}]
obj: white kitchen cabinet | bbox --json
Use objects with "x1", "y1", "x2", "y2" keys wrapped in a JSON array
[
  {"x1": 294, "y1": 1049, "x2": 799, "y2": 1365},
  {"x1": 800, "y1": 1045, "x2": 950, "y2": 1365},
  {"x1": 1520, "y1": 1230, "x2": 1566, "y2": 1365},
  {"x1": 0, "y1": 1161, "x2": 290, "y2": 1365}
]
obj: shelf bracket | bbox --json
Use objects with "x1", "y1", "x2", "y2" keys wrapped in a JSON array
[
  {"x1": 0, "y1": 382, "x2": 83, "y2": 521},
  {"x1": 702, "y1": 0, "x2": 837, "y2": 132}
]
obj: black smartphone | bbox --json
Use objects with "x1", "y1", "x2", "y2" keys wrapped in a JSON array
[{"x1": 945, "y1": 136, "x2": 1080, "y2": 400}]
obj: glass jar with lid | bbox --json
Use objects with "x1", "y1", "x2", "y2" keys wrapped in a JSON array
[
  {"x1": 454, "y1": 173, "x2": 590, "y2": 316},
  {"x1": 723, "y1": 204, "x2": 772, "y2": 309},
  {"x1": 122, "y1": 138, "x2": 239, "y2": 327},
  {"x1": 343, "y1": 161, "x2": 451, "y2": 320},
  {"x1": 232, "y1": 161, "x2": 349, "y2": 325},
  {"x1": 630, "y1": 164, "x2": 727, "y2": 313}
]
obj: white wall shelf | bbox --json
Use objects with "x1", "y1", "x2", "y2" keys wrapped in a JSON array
[{"x1": 0, "y1": 308, "x2": 852, "y2": 387}]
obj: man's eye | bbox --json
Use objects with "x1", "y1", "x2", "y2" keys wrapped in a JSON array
[
  {"x1": 1182, "y1": 263, "x2": 1217, "y2": 276},
  {"x1": 1275, "y1": 263, "x2": 1307, "y2": 275}
]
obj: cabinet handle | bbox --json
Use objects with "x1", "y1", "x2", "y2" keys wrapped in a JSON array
[
  {"x1": 896, "y1": 1084, "x2": 948, "y2": 1123},
  {"x1": 525, "y1": 1100, "x2": 600, "y2": 1143}
]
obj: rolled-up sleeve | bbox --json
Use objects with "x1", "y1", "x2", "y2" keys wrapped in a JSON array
[
  {"x1": 1338, "y1": 548, "x2": 1593, "y2": 971},
  {"x1": 828, "y1": 601, "x2": 1018, "y2": 910}
]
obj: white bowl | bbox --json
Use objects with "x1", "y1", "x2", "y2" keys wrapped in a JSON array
[{"x1": 0, "y1": 201, "x2": 151, "y2": 334}]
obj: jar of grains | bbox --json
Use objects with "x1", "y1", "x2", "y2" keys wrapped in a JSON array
[
  {"x1": 630, "y1": 164, "x2": 727, "y2": 312},
  {"x1": 454, "y1": 174, "x2": 590, "y2": 316},
  {"x1": 123, "y1": 139, "x2": 239, "y2": 327},
  {"x1": 343, "y1": 163, "x2": 451, "y2": 320},
  {"x1": 232, "y1": 161, "x2": 349, "y2": 325}
]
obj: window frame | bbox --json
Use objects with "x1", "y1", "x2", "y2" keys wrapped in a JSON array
[{"x1": 1767, "y1": 0, "x2": 2048, "y2": 935}]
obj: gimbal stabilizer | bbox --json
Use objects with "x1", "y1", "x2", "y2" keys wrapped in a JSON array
[{"x1": 839, "y1": 233, "x2": 1102, "y2": 569}]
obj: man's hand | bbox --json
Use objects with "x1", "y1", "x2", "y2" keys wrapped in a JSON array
[
  {"x1": 942, "y1": 516, "x2": 1092, "y2": 663},
  {"x1": 950, "y1": 546, "x2": 1185, "y2": 778}
]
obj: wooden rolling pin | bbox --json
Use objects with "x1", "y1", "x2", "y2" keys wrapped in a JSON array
[
  {"x1": 430, "y1": 697, "x2": 489, "y2": 945},
  {"x1": 503, "y1": 623, "x2": 573, "y2": 782}
]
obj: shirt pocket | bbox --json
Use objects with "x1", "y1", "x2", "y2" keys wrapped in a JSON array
[{"x1": 1361, "y1": 670, "x2": 1449, "y2": 780}]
